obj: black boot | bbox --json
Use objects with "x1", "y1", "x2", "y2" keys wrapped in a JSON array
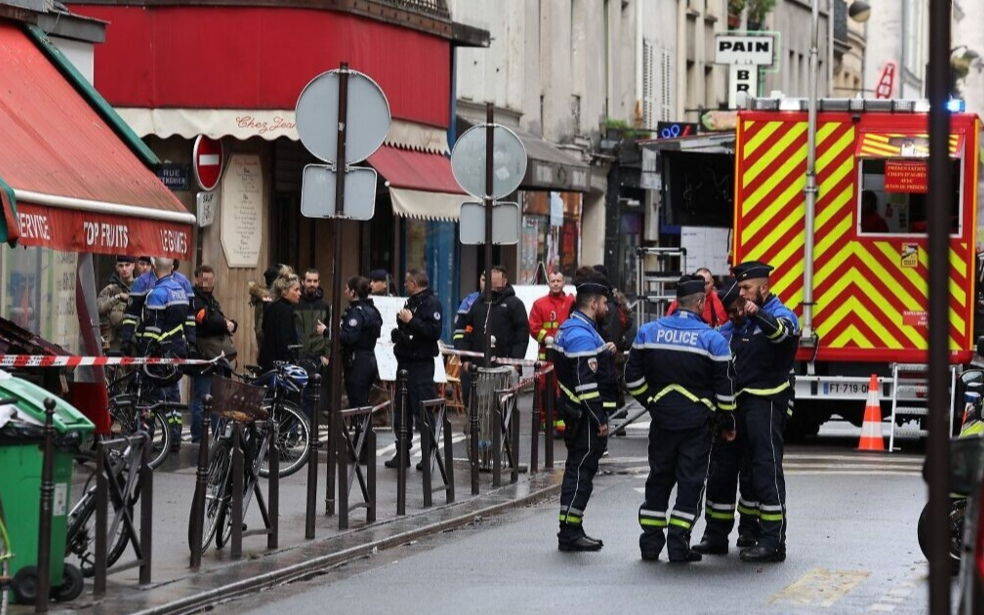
[
  {"x1": 639, "y1": 530, "x2": 665, "y2": 562},
  {"x1": 384, "y1": 449, "x2": 410, "y2": 468},
  {"x1": 736, "y1": 534, "x2": 758, "y2": 548},
  {"x1": 667, "y1": 524, "x2": 702, "y2": 563},
  {"x1": 692, "y1": 536, "x2": 729, "y2": 555},
  {"x1": 739, "y1": 545, "x2": 786, "y2": 563}
]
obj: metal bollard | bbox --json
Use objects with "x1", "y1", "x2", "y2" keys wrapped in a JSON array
[
  {"x1": 230, "y1": 422, "x2": 244, "y2": 559},
  {"x1": 492, "y1": 392, "x2": 502, "y2": 488},
  {"x1": 442, "y1": 402, "x2": 455, "y2": 503},
  {"x1": 468, "y1": 364, "x2": 480, "y2": 495},
  {"x1": 139, "y1": 432, "x2": 153, "y2": 585},
  {"x1": 421, "y1": 403, "x2": 432, "y2": 508},
  {"x1": 338, "y1": 405, "x2": 349, "y2": 530},
  {"x1": 93, "y1": 441, "x2": 108, "y2": 598},
  {"x1": 511, "y1": 395, "x2": 521, "y2": 484},
  {"x1": 545, "y1": 369, "x2": 555, "y2": 468},
  {"x1": 396, "y1": 369, "x2": 408, "y2": 516},
  {"x1": 189, "y1": 394, "x2": 212, "y2": 568},
  {"x1": 530, "y1": 363, "x2": 541, "y2": 473},
  {"x1": 268, "y1": 419, "x2": 279, "y2": 549},
  {"x1": 307, "y1": 373, "x2": 321, "y2": 535},
  {"x1": 35, "y1": 398, "x2": 56, "y2": 613},
  {"x1": 367, "y1": 420, "x2": 377, "y2": 523}
]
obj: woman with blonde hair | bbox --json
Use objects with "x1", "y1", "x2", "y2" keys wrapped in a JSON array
[{"x1": 258, "y1": 273, "x2": 301, "y2": 371}]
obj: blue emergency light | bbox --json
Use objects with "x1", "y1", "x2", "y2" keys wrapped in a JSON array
[{"x1": 946, "y1": 99, "x2": 966, "y2": 113}]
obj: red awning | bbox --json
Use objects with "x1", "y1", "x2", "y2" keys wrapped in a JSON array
[
  {"x1": 367, "y1": 146, "x2": 467, "y2": 221},
  {"x1": 0, "y1": 22, "x2": 195, "y2": 259}
]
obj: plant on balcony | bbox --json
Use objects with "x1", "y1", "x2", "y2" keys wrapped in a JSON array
[
  {"x1": 603, "y1": 118, "x2": 651, "y2": 140},
  {"x1": 728, "y1": 0, "x2": 776, "y2": 30}
]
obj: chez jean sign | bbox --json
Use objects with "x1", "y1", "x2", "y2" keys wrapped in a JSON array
[{"x1": 235, "y1": 114, "x2": 297, "y2": 137}]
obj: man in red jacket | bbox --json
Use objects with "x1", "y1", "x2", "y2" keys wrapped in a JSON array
[
  {"x1": 529, "y1": 269, "x2": 575, "y2": 435},
  {"x1": 667, "y1": 268, "x2": 728, "y2": 327}
]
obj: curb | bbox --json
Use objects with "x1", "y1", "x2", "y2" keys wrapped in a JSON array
[{"x1": 128, "y1": 478, "x2": 562, "y2": 615}]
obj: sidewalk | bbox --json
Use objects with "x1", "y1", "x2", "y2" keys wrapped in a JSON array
[{"x1": 42, "y1": 394, "x2": 565, "y2": 615}]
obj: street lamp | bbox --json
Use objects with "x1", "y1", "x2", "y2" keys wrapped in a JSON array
[{"x1": 848, "y1": 0, "x2": 872, "y2": 23}]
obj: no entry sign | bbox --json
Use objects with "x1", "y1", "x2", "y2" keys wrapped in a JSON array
[{"x1": 193, "y1": 135, "x2": 224, "y2": 191}]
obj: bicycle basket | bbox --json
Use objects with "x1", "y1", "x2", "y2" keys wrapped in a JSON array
[{"x1": 209, "y1": 375, "x2": 268, "y2": 423}]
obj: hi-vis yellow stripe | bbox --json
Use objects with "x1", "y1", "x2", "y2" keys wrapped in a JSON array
[{"x1": 856, "y1": 132, "x2": 964, "y2": 158}]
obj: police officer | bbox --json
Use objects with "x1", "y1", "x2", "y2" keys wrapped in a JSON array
[
  {"x1": 125, "y1": 257, "x2": 195, "y2": 448},
  {"x1": 624, "y1": 275, "x2": 734, "y2": 563},
  {"x1": 551, "y1": 275, "x2": 617, "y2": 552},
  {"x1": 730, "y1": 260, "x2": 799, "y2": 563},
  {"x1": 694, "y1": 278, "x2": 761, "y2": 555},
  {"x1": 327, "y1": 276, "x2": 382, "y2": 465},
  {"x1": 387, "y1": 268, "x2": 443, "y2": 469},
  {"x1": 121, "y1": 257, "x2": 196, "y2": 357}
]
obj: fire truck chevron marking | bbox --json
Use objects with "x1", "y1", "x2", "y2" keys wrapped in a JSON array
[{"x1": 745, "y1": 123, "x2": 808, "y2": 187}]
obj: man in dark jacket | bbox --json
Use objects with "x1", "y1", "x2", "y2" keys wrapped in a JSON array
[
  {"x1": 387, "y1": 268, "x2": 443, "y2": 468},
  {"x1": 458, "y1": 265, "x2": 528, "y2": 367},
  {"x1": 190, "y1": 265, "x2": 238, "y2": 443},
  {"x1": 296, "y1": 268, "x2": 330, "y2": 419}
]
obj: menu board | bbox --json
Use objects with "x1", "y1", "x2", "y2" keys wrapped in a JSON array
[{"x1": 220, "y1": 154, "x2": 263, "y2": 268}]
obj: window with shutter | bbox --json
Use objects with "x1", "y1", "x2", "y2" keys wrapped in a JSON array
[
  {"x1": 642, "y1": 38, "x2": 656, "y2": 127},
  {"x1": 660, "y1": 48, "x2": 673, "y2": 121}
]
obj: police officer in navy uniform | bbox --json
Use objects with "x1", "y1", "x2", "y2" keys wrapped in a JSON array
[
  {"x1": 124, "y1": 257, "x2": 196, "y2": 449},
  {"x1": 694, "y1": 278, "x2": 761, "y2": 555},
  {"x1": 625, "y1": 275, "x2": 734, "y2": 563},
  {"x1": 551, "y1": 275, "x2": 618, "y2": 552},
  {"x1": 387, "y1": 267, "x2": 443, "y2": 469},
  {"x1": 327, "y1": 276, "x2": 382, "y2": 465},
  {"x1": 730, "y1": 260, "x2": 799, "y2": 563}
]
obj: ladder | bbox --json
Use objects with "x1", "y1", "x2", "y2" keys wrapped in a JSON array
[
  {"x1": 635, "y1": 247, "x2": 687, "y2": 326},
  {"x1": 887, "y1": 363, "x2": 957, "y2": 451}
]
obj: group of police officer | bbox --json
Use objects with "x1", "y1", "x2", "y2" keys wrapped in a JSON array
[{"x1": 550, "y1": 260, "x2": 799, "y2": 563}]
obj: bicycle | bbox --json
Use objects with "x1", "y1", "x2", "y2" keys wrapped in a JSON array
[
  {"x1": 200, "y1": 417, "x2": 274, "y2": 551},
  {"x1": 64, "y1": 427, "x2": 154, "y2": 577},
  {"x1": 106, "y1": 363, "x2": 187, "y2": 468}
]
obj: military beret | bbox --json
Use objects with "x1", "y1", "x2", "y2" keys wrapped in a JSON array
[
  {"x1": 115, "y1": 255, "x2": 136, "y2": 264},
  {"x1": 676, "y1": 275, "x2": 706, "y2": 299},
  {"x1": 368, "y1": 269, "x2": 389, "y2": 282},
  {"x1": 717, "y1": 277, "x2": 740, "y2": 307},
  {"x1": 732, "y1": 260, "x2": 774, "y2": 281}
]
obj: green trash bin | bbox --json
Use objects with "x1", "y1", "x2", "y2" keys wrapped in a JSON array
[{"x1": 0, "y1": 375, "x2": 93, "y2": 604}]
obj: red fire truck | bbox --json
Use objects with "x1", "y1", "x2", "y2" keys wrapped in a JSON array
[{"x1": 731, "y1": 96, "x2": 982, "y2": 440}]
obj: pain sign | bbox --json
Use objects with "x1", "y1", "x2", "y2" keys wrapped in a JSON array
[{"x1": 715, "y1": 34, "x2": 776, "y2": 66}]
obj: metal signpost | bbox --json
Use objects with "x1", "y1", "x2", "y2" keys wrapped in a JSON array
[
  {"x1": 450, "y1": 104, "x2": 527, "y2": 365},
  {"x1": 295, "y1": 63, "x2": 390, "y2": 536}
]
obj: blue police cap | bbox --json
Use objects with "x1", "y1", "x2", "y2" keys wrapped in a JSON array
[
  {"x1": 576, "y1": 279, "x2": 611, "y2": 298},
  {"x1": 731, "y1": 260, "x2": 774, "y2": 282},
  {"x1": 676, "y1": 275, "x2": 706, "y2": 299},
  {"x1": 368, "y1": 269, "x2": 389, "y2": 282},
  {"x1": 717, "y1": 277, "x2": 740, "y2": 307}
]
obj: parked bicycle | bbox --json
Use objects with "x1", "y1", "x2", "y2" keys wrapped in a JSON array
[{"x1": 106, "y1": 362, "x2": 188, "y2": 468}]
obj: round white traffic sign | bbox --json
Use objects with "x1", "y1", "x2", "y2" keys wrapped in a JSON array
[
  {"x1": 451, "y1": 124, "x2": 527, "y2": 199},
  {"x1": 193, "y1": 135, "x2": 224, "y2": 191},
  {"x1": 295, "y1": 69, "x2": 391, "y2": 164}
]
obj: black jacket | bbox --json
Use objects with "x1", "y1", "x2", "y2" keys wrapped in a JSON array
[
  {"x1": 258, "y1": 298, "x2": 300, "y2": 371},
  {"x1": 340, "y1": 298, "x2": 383, "y2": 357},
  {"x1": 392, "y1": 287, "x2": 443, "y2": 363},
  {"x1": 458, "y1": 284, "x2": 528, "y2": 360},
  {"x1": 193, "y1": 287, "x2": 235, "y2": 339}
]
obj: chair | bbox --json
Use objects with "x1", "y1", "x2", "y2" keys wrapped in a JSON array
[{"x1": 444, "y1": 354, "x2": 467, "y2": 416}]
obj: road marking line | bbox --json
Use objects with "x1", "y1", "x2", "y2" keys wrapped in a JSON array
[
  {"x1": 769, "y1": 567, "x2": 871, "y2": 608},
  {"x1": 864, "y1": 564, "x2": 925, "y2": 613}
]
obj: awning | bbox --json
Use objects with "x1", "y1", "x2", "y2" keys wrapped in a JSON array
[
  {"x1": 855, "y1": 131, "x2": 965, "y2": 158},
  {"x1": 115, "y1": 108, "x2": 451, "y2": 153},
  {"x1": 366, "y1": 146, "x2": 468, "y2": 221},
  {"x1": 0, "y1": 23, "x2": 195, "y2": 258}
]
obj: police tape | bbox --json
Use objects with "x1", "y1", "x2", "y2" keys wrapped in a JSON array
[
  {"x1": 440, "y1": 347, "x2": 555, "y2": 373},
  {"x1": 0, "y1": 355, "x2": 218, "y2": 368}
]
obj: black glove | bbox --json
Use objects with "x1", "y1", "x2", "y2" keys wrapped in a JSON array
[
  {"x1": 390, "y1": 328, "x2": 406, "y2": 345},
  {"x1": 186, "y1": 346, "x2": 201, "y2": 360},
  {"x1": 120, "y1": 340, "x2": 135, "y2": 357}
]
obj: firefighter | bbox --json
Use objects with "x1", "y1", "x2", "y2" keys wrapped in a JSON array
[
  {"x1": 694, "y1": 278, "x2": 761, "y2": 555},
  {"x1": 528, "y1": 269, "x2": 574, "y2": 436},
  {"x1": 551, "y1": 276, "x2": 617, "y2": 552},
  {"x1": 730, "y1": 260, "x2": 799, "y2": 563},
  {"x1": 624, "y1": 274, "x2": 734, "y2": 563},
  {"x1": 321, "y1": 276, "x2": 382, "y2": 465}
]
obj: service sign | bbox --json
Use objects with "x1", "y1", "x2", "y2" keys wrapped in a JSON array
[
  {"x1": 715, "y1": 35, "x2": 776, "y2": 66},
  {"x1": 884, "y1": 160, "x2": 928, "y2": 193}
]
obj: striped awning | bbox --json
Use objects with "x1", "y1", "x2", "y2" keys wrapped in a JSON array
[{"x1": 855, "y1": 131, "x2": 965, "y2": 158}]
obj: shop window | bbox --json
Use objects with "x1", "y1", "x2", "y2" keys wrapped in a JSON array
[
  {"x1": 857, "y1": 158, "x2": 961, "y2": 235},
  {"x1": 2, "y1": 247, "x2": 80, "y2": 353}
]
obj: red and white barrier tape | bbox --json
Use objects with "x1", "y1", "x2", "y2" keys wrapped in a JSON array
[{"x1": 0, "y1": 355, "x2": 216, "y2": 368}]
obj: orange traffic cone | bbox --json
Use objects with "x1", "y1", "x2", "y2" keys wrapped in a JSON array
[{"x1": 858, "y1": 374, "x2": 885, "y2": 451}]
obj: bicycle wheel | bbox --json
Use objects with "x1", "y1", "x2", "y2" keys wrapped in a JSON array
[
  {"x1": 64, "y1": 457, "x2": 132, "y2": 577},
  {"x1": 198, "y1": 439, "x2": 233, "y2": 552},
  {"x1": 259, "y1": 401, "x2": 310, "y2": 478},
  {"x1": 147, "y1": 412, "x2": 170, "y2": 469}
]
